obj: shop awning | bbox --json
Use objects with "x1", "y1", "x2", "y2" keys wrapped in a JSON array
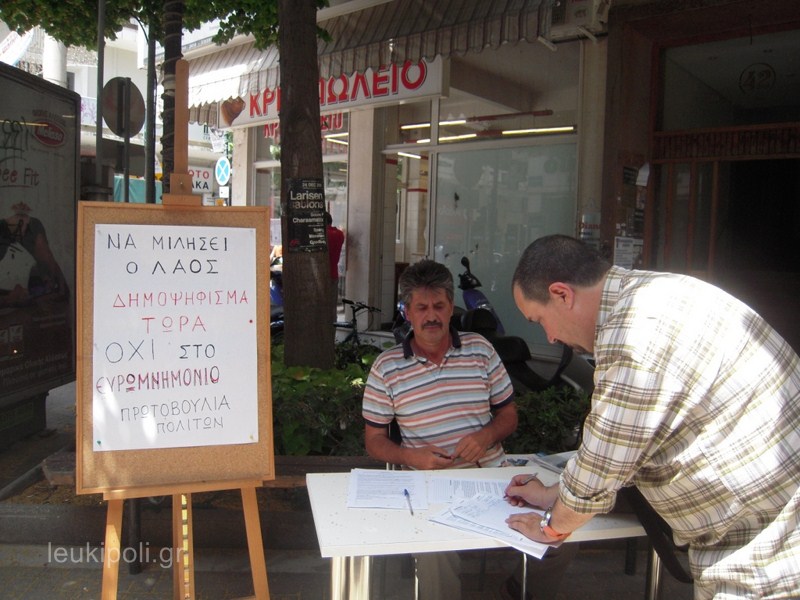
[
  {"x1": 188, "y1": 0, "x2": 551, "y2": 117},
  {"x1": 187, "y1": 42, "x2": 277, "y2": 108},
  {"x1": 316, "y1": 0, "x2": 551, "y2": 79}
]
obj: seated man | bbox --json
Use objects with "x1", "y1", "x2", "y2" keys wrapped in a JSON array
[{"x1": 363, "y1": 259, "x2": 575, "y2": 600}]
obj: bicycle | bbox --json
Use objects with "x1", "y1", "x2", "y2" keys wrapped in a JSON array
[{"x1": 333, "y1": 298, "x2": 381, "y2": 345}]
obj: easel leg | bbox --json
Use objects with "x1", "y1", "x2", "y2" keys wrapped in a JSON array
[
  {"x1": 172, "y1": 493, "x2": 196, "y2": 600},
  {"x1": 241, "y1": 486, "x2": 270, "y2": 599},
  {"x1": 101, "y1": 498, "x2": 124, "y2": 600}
]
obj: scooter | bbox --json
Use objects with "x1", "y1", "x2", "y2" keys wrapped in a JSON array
[
  {"x1": 390, "y1": 257, "x2": 577, "y2": 393},
  {"x1": 390, "y1": 257, "x2": 506, "y2": 342},
  {"x1": 457, "y1": 256, "x2": 505, "y2": 334},
  {"x1": 270, "y1": 256, "x2": 284, "y2": 342},
  {"x1": 456, "y1": 256, "x2": 574, "y2": 393}
]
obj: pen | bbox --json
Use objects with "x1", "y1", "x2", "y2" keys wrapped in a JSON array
[
  {"x1": 403, "y1": 488, "x2": 414, "y2": 515},
  {"x1": 504, "y1": 472, "x2": 538, "y2": 499}
]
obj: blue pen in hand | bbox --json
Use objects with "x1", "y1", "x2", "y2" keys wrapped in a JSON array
[{"x1": 403, "y1": 488, "x2": 414, "y2": 515}]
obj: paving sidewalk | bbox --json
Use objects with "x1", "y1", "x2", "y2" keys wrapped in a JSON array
[{"x1": 0, "y1": 541, "x2": 694, "y2": 600}]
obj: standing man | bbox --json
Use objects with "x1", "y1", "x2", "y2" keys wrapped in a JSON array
[
  {"x1": 506, "y1": 234, "x2": 800, "y2": 599},
  {"x1": 324, "y1": 211, "x2": 344, "y2": 322},
  {"x1": 362, "y1": 259, "x2": 517, "y2": 598}
]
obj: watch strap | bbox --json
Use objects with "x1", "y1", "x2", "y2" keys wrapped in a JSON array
[{"x1": 540, "y1": 507, "x2": 571, "y2": 540}]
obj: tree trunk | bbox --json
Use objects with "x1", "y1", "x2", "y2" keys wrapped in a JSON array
[
  {"x1": 278, "y1": 0, "x2": 334, "y2": 368},
  {"x1": 161, "y1": 0, "x2": 184, "y2": 194}
]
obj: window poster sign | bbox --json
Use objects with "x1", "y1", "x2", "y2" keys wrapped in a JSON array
[
  {"x1": 285, "y1": 178, "x2": 326, "y2": 253},
  {"x1": 91, "y1": 223, "x2": 258, "y2": 451},
  {"x1": 0, "y1": 62, "x2": 78, "y2": 406}
]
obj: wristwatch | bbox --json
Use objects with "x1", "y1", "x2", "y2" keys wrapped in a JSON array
[{"x1": 540, "y1": 506, "x2": 570, "y2": 540}]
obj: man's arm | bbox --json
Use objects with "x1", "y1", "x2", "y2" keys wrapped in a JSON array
[
  {"x1": 453, "y1": 400, "x2": 518, "y2": 463},
  {"x1": 364, "y1": 424, "x2": 454, "y2": 470}
]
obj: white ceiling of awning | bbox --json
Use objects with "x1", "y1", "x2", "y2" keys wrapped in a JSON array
[{"x1": 188, "y1": 42, "x2": 278, "y2": 108}]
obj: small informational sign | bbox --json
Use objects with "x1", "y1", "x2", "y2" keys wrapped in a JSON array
[
  {"x1": 91, "y1": 223, "x2": 258, "y2": 451},
  {"x1": 285, "y1": 178, "x2": 326, "y2": 253},
  {"x1": 613, "y1": 236, "x2": 644, "y2": 269},
  {"x1": 102, "y1": 77, "x2": 146, "y2": 137},
  {"x1": 215, "y1": 156, "x2": 231, "y2": 186}
]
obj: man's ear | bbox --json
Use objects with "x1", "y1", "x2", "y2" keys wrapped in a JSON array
[{"x1": 548, "y1": 282, "x2": 574, "y2": 306}]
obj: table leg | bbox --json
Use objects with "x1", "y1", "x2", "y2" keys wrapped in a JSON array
[
  {"x1": 349, "y1": 556, "x2": 371, "y2": 600},
  {"x1": 330, "y1": 556, "x2": 372, "y2": 600},
  {"x1": 645, "y1": 545, "x2": 663, "y2": 600},
  {"x1": 331, "y1": 557, "x2": 348, "y2": 600}
]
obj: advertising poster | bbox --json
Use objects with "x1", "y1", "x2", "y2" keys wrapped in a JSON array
[
  {"x1": 0, "y1": 63, "x2": 78, "y2": 405},
  {"x1": 91, "y1": 223, "x2": 259, "y2": 451},
  {"x1": 285, "y1": 178, "x2": 326, "y2": 253}
]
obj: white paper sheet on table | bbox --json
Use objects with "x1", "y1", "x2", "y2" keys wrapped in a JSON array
[
  {"x1": 427, "y1": 476, "x2": 509, "y2": 503},
  {"x1": 346, "y1": 469, "x2": 428, "y2": 510},
  {"x1": 429, "y1": 492, "x2": 551, "y2": 558}
]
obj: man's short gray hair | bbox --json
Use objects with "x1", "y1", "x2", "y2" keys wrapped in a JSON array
[{"x1": 398, "y1": 260, "x2": 455, "y2": 307}]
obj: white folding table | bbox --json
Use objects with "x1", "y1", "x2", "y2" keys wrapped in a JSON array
[{"x1": 306, "y1": 466, "x2": 660, "y2": 600}]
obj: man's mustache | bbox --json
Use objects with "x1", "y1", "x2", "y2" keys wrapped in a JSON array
[{"x1": 422, "y1": 320, "x2": 443, "y2": 328}]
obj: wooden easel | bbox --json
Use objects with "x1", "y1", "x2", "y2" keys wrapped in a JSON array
[
  {"x1": 100, "y1": 480, "x2": 269, "y2": 600},
  {"x1": 98, "y1": 60, "x2": 270, "y2": 599}
]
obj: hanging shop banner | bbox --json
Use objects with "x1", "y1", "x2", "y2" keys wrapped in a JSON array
[
  {"x1": 220, "y1": 57, "x2": 445, "y2": 128},
  {"x1": 285, "y1": 178, "x2": 326, "y2": 253}
]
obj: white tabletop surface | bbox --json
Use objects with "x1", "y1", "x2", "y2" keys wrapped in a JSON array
[{"x1": 306, "y1": 466, "x2": 645, "y2": 558}]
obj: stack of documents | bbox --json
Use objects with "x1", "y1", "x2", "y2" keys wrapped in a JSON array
[
  {"x1": 429, "y1": 493, "x2": 549, "y2": 558},
  {"x1": 345, "y1": 469, "x2": 551, "y2": 558}
]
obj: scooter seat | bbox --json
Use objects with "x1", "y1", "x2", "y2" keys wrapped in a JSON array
[
  {"x1": 460, "y1": 307, "x2": 499, "y2": 338},
  {"x1": 492, "y1": 336, "x2": 533, "y2": 364}
]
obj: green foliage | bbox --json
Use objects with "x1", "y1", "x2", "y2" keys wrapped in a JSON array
[
  {"x1": 271, "y1": 341, "x2": 590, "y2": 458},
  {"x1": 0, "y1": 0, "x2": 162, "y2": 49},
  {"x1": 504, "y1": 386, "x2": 591, "y2": 455},
  {"x1": 0, "y1": 0, "x2": 329, "y2": 51},
  {"x1": 184, "y1": 0, "x2": 330, "y2": 50},
  {"x1": 271, "y1": 342, "x2": 380, "y2": 456}
]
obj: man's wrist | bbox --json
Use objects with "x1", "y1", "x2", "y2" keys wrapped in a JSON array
[{"x1": 540, "y1": 506, "x2": 571, "y2": 541}]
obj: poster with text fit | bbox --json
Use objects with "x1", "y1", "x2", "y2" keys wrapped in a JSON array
[{"x1": 92, "y1": 223, "x2": 258, "y2": 451}]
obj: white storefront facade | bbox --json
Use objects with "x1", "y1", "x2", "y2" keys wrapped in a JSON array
[{"x1": 186, "y1": 0, "x2": 608, "y2": 355}]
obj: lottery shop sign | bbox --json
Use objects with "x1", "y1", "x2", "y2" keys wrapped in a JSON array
[{"x1": 219, "y1": 57, "x2": 444, "y2": 128}]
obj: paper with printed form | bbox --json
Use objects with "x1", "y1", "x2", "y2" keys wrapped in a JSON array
[
  {"x1": 347, "y1": 469, "x2": 428, "y2": 510},
  {"x1": 427, "y1": 476, "x2": 509, "y2": 503},
  {"x1": 430, "y1": 492, "x2": 550, "y2": 558}
]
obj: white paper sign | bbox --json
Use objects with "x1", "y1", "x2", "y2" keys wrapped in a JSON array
[{"x1": 91, "y1": 224, "x2": 258, "y2": 451}]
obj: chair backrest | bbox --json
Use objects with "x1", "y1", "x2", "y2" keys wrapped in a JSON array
[
  {"x1": 460, "y1": 308, "x2": 498, "y2": 338},
  {"x1": 385, "y1": 418, "x2": 403, "y2": 470},
  {"x1": 618, "y1": 486, "x2": 693, "y2": 584}
]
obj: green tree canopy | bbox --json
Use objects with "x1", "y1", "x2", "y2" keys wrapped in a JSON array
[
  {"x1": 0, "y1": 0, "x2": 162, "y2": 48},
  {"x1": 1, "y1": 0, "x2": 327, "y2": 50}
]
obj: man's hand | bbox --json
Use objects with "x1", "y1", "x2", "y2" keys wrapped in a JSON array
[
  {"x1": 406, "y1": 446, "x2": 455, "y2": 470},
  {"x1": 453, "y1": 430, "x2": 492, "y2": 465},
  {"x1": 452, "y1": 401, "x2": 518, "y2": 465},
  {"x1": 506, "y1": 512, "x2": 553, "y2": 543},
  {"x1": 504, "y1": 473, "x2": 552, "y2": 508}
]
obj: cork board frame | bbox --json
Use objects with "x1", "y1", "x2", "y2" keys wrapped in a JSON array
[{"x1": 75, "y1": 201, "x2": 273, "y2": 495}]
